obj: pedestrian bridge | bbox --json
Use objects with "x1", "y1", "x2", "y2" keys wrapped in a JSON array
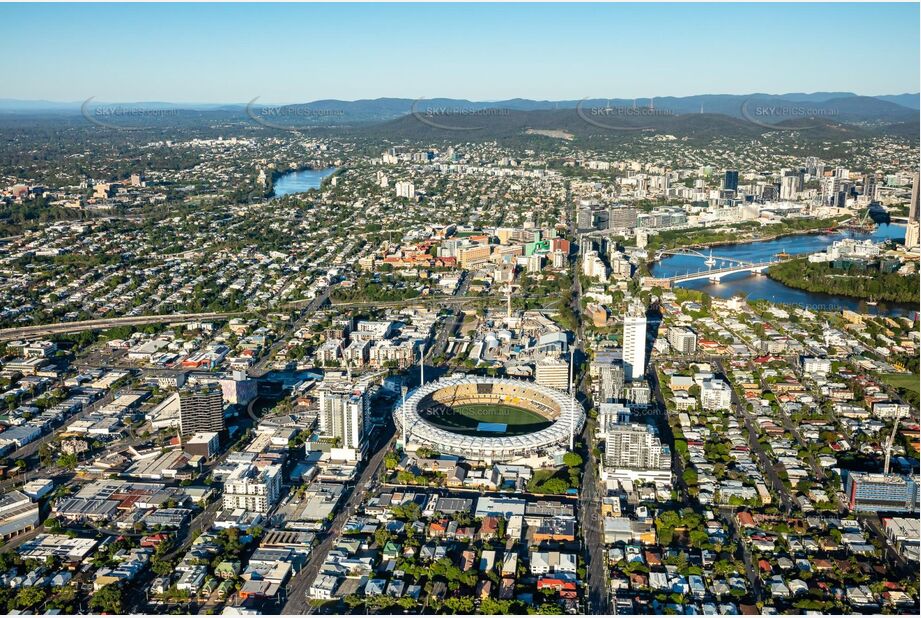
[{"x1": 656, "y1": 248, "x2": 756, "y2": 267}]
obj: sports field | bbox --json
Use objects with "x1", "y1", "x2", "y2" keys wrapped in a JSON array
[
  {"x1": 881, "y1": 373, "x2": 920, "y2": 394},
  {"x1": 421, "y1": 403, "x2": 553, "y2": 436}
]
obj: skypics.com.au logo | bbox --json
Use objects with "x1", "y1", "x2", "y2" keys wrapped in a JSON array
[
  {"x1": 411, "y1": 98, "x2": 510, "y2": 131},
  {"x1": 577, "y1": 98, "x2": 676, "y2": 131},
  {"x1": 246, "y1": 96, "x2": 345, "y2": 131},
  {"x1": 81, "y1": 97, "x2": 180, "y2": 131},
  {"x1": 740, "y1": 98, "x2": 839, "y2": 131}
]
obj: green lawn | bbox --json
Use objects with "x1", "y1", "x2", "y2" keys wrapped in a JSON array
[
  {"x1": 882, "y1": 373, "x2": 920, "y2": 394},
  {"x1": 422, "y1": 403, "x2": 552, "y2": 436}
]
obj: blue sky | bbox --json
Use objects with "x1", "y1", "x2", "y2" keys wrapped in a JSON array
[{"x1": 1, "y1": 2, "x2": 918, "y2": 103}]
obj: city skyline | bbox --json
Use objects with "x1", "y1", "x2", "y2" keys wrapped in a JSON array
[{"x1": 1, "y1": 2, "x2": 919, "y2": 103}]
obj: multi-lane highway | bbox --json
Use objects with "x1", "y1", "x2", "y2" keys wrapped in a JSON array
[{"x1": 0, "y1": 312, "x2": 243, "y2": 342}]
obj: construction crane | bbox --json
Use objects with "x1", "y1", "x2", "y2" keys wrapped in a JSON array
[
  {"x1": 883, "y1": 411, "x2": 904, "y2": 474},
  {"x1": 336, "y1": 339, "x2": 353, "y2": 382}
]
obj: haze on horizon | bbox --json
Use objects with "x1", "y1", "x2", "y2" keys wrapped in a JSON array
[{"x1": 1, "y1": 2, "x2": 919, "y2": 104}]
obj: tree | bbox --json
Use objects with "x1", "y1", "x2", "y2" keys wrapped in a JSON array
[
  {"x1": 393, "y1": 501, "x2": 422, "y2": 522},
  {"x1": 56, "y1": 453, "x2": 79, "y2": 470},
  {"x1": 443, "y1": 596, "x2": 474, "y2": 613},
  {"x1": 689, "y1": 529, "x2": 709, "y2": 548},
  {"x1": 15, "y1": 586, "x2": 47, "y2": 610},
  {"x1": 343, "y1": 594, "x2": 364, "y2": 609},
  {"x1": 383, "y1": 451, "x2": 400, "y2": 470},
  {"x1": 152, "y1": 559, "x2": 174, "y2": 576},
  {"x1": 89, "y1": 584, "x2": 123, "y2": 614},
  {"x1": 562, "y1": 452, "x2": 583, "y2": 468},
  {"x1": 530, "y1": 602, "x2": 565, "y2": 614}
]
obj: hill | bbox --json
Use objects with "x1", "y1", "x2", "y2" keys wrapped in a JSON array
[{"x1": 347, "y1": 107, "x2": 913, "y2": 145}]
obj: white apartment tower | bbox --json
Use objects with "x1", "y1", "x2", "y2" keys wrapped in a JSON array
[
  {"x1": 604, "y1": 422, "x2": 665, "y2": 471},
  {"x1": 622, "y1": 301, "x2": 647, "y2": 381},
  {"x1": 318, "y1": 385, "x2": 367, "y2": 458},
  {"x1": 222, "y1": 463, "x2": 282, "y2": 514},
  {"x1": 395, "y1": 181, "x2": 415, "y2": 199},
  {"x1": 667, "y1": 327, "x2": 697, "y2": 354}
]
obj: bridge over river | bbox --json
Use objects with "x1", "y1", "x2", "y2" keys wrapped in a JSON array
[{"x1": 647, "y1": 248, "x2": 793, "y2": 286}]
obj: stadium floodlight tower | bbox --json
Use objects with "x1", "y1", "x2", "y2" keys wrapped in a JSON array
[
  {"x1": 419, "y1": 344, "x2": 425, "y2": 386},
  {"x1": 400, "y1": 386, "x2": 408, "y2": 449}
]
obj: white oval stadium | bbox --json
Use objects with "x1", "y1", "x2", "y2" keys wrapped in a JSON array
[{"x1": 395, "y1": 375, "x2": 585, "y2": 461}]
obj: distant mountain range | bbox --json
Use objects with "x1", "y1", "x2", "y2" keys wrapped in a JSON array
[
  {"x1": 1, "y1": 93, "x2": 916, "y2": 141},
  {"x1": 2, "y1": 91, "x2": 918, "y2": 118}
]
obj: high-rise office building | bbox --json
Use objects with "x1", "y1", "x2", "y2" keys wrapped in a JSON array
[
  {"x1": 910, "y1": 172, "x2": 919, "y2": 222},
  {"x1": 779, "y1": 172, "x2": 803, "y2": 200},
  {"x1": 608, "y1": 205, "x2": 638, "y2": 229},
  {"x1": 863, "y1": 172, "x2": 878, "y2": 202},
  {"x1": 804, "y1": 156, "x2": 819, "y2": 176},
  {"x1": 593, "y1": 358, "x2": 625, "y2": 403},
  {"x1": 535, "y1": 356, "x2": 571, "y2": 391},
  {"x1": 906, "y1": 224, "x2": 920, "y2": 251},
  {"x1": 179, "y1": 386, "x2": 225, "y2": 437},
  {"x1": 219, "y1": 370, "x2": 258, "y2": 405},
  {"x1": 598, "y1": 402, "x2": 631, "y2": 433},
  {"x1": 576, "y1": 207, "x2": 593, "y2": 230},
  {"x1": 622, "y1": 301, "x2": 647, "y2": 381},
  {"x1": 905, "y1": 172, "x2": 920, "y2": 251},
  {"x1": 318, "y1": 385, "x2": 367, "y2": 458},
  {"x1": 723, "y1": 169, "x2": 739, "y2": 193}
]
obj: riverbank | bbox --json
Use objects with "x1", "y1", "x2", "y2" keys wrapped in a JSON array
[
  {"x1": 647, "y1": 216, "x2": 849, "y2": 254},
  {"x1": 767, "y1": 258, "x2": 919, "y2": 304},
  {"x1": 649, "y1": 223, "x2": 912, "y2": 316},
  {"x1": 679, "y1": 225, "x2": 854, "y2": 251}
]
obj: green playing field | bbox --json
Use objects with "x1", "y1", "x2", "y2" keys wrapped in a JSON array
[{"x1": 421, "y1": 403, "x2": 552, "y2": 436}]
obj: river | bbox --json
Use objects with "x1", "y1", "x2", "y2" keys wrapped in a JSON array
[
  {"x1": 650, "y1": 223, "x2": 915, "y2": 316},
  {"x1": 272, "y1": 167, "x2": 337, "y2": 197}
]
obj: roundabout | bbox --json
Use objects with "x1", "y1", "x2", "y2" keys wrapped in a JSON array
[{"x1": 395, "y1": 375, "x2": 585, "y2": 461}]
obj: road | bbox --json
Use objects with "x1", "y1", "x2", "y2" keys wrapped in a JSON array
[
  {"x1": 776, "y1": 399, "x2": 828, "y2": 483},
  {"x1": 566, "y1": 187, "x2": 609, "y2": 616},
  {"x1": 581, "y1": 416, "x2": 607, "y2": 615},
  {"x1": 378, "y1": 483, "x2": 580, "y2": 505},
  {"x1": 716, "y1": 359, "x2": 795, "y2": 514},
  {"x1": 124, "y1": 499, "x2": 223, "y2": 613},
  {"x1": 426, "y1": 272, "x2": 469, "y2": 361},
  {"x1": 0, "y1": 523, "x2": 46, "y2": 553},
  {"x1": 648, "y1": 367, "x2": 690, "y2": 503},
  {"x1": 719, "y1": 509, "x2": 762, "y2": 601},
  {"x1": 279, "y1": 419, "x2": 396, "y2": 614},
  {"x1": 0, "y1": 312, "x2": 243, "y2": 342},
  {"x1": 863, "y1": 515, "x2": 912, "y2": 570}
]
